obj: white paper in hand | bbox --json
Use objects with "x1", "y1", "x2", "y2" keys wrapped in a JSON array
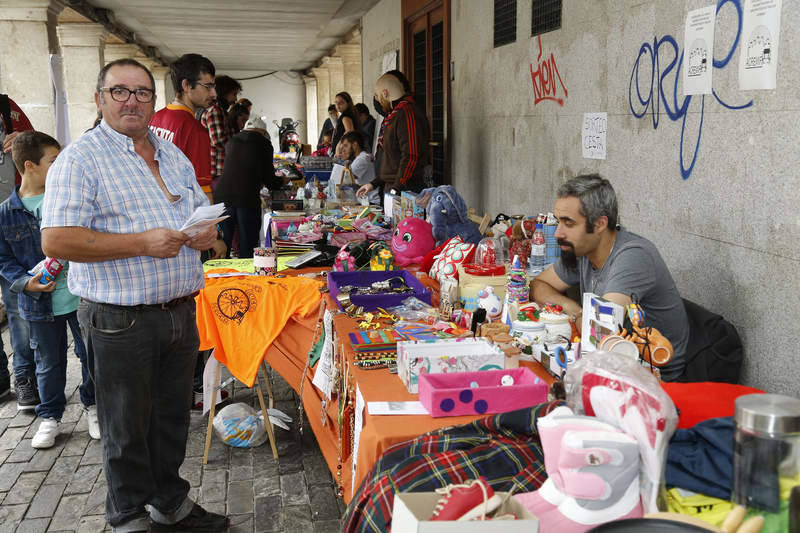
[{"x1": 180, "y1": 204, "x2": 228, "y2": 237}]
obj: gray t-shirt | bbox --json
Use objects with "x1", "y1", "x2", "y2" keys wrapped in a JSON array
[{"x1": 553, "y1": 229, "x2": 689, "y2": 380}]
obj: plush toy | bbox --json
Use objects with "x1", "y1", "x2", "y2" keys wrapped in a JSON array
[
  {"x1": 391, "y1": 217, "x2": 435, "y2": 267},
  {"x1": 477, "y1": 286, "x2": 503, "y2": 321},
  {"x1": 416, "y1": 185, "x2": 482, "y2": 246},
  {"x1": 509, "y1": 219, "x2": 536, "y2": 268}
]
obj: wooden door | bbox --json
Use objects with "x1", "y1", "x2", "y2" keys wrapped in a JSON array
[{"x1": 403, "y1": 0, "x2": 450, "y2": 185}]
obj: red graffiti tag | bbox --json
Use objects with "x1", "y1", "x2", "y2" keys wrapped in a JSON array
[{"x1": 530, "y1": 35, "x2": 568, "y2": 106}]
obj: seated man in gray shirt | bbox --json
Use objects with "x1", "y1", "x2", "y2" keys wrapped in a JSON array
[{"x1": 532, "y1": 174, "x2": 689, "y2": 380}]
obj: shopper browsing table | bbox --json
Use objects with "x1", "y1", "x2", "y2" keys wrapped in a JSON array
[
  {"x1": 40, "y1": 59, "x2": 228, "y2": 533},
  {"x1": 531, "y1": 174, "x2": 689, "y2": 380}
]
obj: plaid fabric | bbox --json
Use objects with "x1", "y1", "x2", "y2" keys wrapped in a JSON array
[
  {"x1": 342, "y1": 401, "x2": 563, "y2": 532},
  {"x1": 200, "y1": 102, "x2": 230, "y2": 182},
  {"x1": 41, "y1": 121, "x2": 208, "y2": 305}
]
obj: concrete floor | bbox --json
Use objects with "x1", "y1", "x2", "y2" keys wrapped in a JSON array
[{"x1": 0, "y1": 327, "x2": 345, "y2": 533}]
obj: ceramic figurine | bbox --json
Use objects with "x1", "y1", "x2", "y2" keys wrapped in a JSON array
[{"x1": 477, "y1": 286, "x2": 503, "y2": 321}]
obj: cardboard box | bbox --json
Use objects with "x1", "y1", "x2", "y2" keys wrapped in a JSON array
[
  {"x1": 397, "y1": 338, "x2": 505, "y2": 394},
  {"x1": 401, "y1": 191, "x2": 425, "y2": 220},
  {"x1": 392, "y1": 491, "x2": 539, "y2": 532}
]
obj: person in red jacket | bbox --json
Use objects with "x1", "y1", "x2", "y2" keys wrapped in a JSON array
[
  {"x1": 357, "y1": 72, "x2": 430, "y2": 198},
  {"x1": 149, "y1": 54, "x2": 216, "y2": 202},
  {"x1": 0, "y1": 95, "x2": 34, "y2": 193}
]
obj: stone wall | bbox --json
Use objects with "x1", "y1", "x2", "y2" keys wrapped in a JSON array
[{"x1": 360, "y1": 0, "x2": 402, "y2": 102}]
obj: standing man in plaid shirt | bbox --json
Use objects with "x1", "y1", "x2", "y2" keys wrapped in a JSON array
[
  {"x1": 41, "y1": 58, "x2": 228, "y2": 533},
  {"x1": 200, "y1": 75, "x2": 241, "y2": 192}
]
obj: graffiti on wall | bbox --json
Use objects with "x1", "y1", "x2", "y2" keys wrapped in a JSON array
[
  {"x1": 530, "y1": 35, "x2": 568, "y2": 106},
  {"x1": 628, "y1": 0, "x2": 753, "y2": 180}
]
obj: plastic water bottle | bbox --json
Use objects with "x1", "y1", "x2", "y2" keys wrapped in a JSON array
[{"x1": 528, "y1": 223, "x2": 546, "y2": 277}]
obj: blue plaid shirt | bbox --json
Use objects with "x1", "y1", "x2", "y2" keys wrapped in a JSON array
[{"x1": 41, "y1": 120, "x2": 209, "y2": 306}]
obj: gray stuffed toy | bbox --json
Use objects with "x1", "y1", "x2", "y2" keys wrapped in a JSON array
[{"x1": 415, "y1": 186, "x2": 482, "y2": 246}]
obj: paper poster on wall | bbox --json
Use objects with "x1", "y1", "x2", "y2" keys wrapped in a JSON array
[
  {"x1": 738, "y1": 0, "x2": 783, "y2": 90},
  {"x1": 382, "y1": 50, "x2": 398, "y2": 73},
  {"x1": 582, "y1": 112, "x2": 607, "y2": 160},
  {"x1": 683, "y1": 5, "x2": 716, "y2": 95}
]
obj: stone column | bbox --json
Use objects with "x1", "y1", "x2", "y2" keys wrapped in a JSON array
[
  {"x1": 311, "y1": 67, "x2": 330, "y2": 140},
  {"x1": 137, "y1": 57, "x2": 169, "y2": 111},
  {"x1": 57, "y1": 22, "x2": 107, "y2": 140},
  {"x1": 302, "y1": 75, "x2": 317, "y2": 147},
  {"x1": 0, "y1": 0, "x2": 65, "y2": 135},
  {"x1": 103, "y1": 43, "x2": 142, "y2": 65},
  {"x1": 336, "y1": 44, "x2": 362, "y2": 105},
  {"x1": 323, "y1": 56, "x2": 344, "y2": 98},
  {"x1": 149, "y1": 65, "x2": 170, "y2": 112}
]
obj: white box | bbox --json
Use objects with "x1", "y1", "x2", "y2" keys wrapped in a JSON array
[
  {"x1": 397, "y1": 338, "x2": 505, "y2": 394},
  {"x1": 580, "y1": 293, "x2": 625, "y2": 353},
  {"x1": 392, "y1": 491, "x2": 539, "y2": 532}
]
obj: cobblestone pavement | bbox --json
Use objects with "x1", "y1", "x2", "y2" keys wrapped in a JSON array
[{"x1": 0, "y1": 328, "x2": 345, "y2": 532}]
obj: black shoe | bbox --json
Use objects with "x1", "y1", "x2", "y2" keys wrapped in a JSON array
[
  {"x1": 150, "y1": 503, "x2": 229, "y2": 533},
  {"x1": 15, "y1": 377, "x2": 40, "y2": 411}
]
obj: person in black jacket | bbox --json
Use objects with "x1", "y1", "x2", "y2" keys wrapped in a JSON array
[
  {"x1": 214, "y1": 116, "x2": 287, "y2": 258},
  {"x1": 355, "y1": 103, "x2": 376, "y2": 153}
]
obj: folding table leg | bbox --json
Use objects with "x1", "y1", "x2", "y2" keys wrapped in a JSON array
[
  {"x1": 202, "y1": 362, "x2": 221, "y2": 465},
  {"x1": 255, "y1": 373, "x2": 279, "y2": 459},
  {"x1": 260, "y1": 360, "x2": 275, "y2": 410}
]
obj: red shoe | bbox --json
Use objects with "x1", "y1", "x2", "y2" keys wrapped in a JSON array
[{"x1": 429, "y1": 478, "x2": 502, "y2": 521}]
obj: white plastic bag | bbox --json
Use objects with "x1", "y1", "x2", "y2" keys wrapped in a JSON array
[
  {"x1": 212, "y1": 403, "x2": 267, "y2": 448},
  {"x1": 564, "y1": 350, "x2": 678, "y2": 513}
]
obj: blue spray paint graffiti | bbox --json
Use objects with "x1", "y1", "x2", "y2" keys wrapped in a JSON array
[{"x1": 628, "y1": 0, "x2": 753, "y2": 180}]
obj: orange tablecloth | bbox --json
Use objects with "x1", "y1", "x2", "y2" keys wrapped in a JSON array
[
  {"x1": 198, "y1": 269, "x2": 554, "y2": 504},
  {"x1": 261, "y1": 289, "x2": 554, "y2": 504}
]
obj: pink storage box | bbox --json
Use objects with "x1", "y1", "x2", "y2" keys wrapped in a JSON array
[{"x1": 418, "y1": 367, "x2": 548, "y2": 418}]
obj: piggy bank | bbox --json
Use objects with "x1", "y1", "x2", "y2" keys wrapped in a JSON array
[{"x1": 391, "y1": 217, "x2": 435, "y2": 267}]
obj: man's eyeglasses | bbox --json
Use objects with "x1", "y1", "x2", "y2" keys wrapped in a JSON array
[
  {"x1": 102, "y1": 87, "x2": 155, "y2": 103},
  {"x1": 196, "y1": 81, "x2": 216, "y2": 91}
]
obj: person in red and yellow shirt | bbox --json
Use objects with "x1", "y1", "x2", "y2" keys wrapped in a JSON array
[{"x1": 149, "y1": 54, "x2": 215, "y2": 202}]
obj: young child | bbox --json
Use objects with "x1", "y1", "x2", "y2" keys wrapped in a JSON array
[{"x1": 0, "y1": 131, "x2": 98, "y2": 448}]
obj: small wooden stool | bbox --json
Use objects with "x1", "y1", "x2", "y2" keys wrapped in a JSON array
[{"x1": 203, "y1": 360, "x2": 279, "y2": 464}]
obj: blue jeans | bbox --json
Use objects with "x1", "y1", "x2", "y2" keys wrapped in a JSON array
[
  {"x1": 0, "y1": 277, "x2": 34, "y2": 382},
  {"x1": 30, "y1": 311, "x2": 93, "y2": 419},
  {"x1": 79, "y1": 299, "x2": 198, "y2": 529}
]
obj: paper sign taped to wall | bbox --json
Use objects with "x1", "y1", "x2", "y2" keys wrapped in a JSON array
[
  {"x1": 739, "y1": 0, "x2": 783, "y2": 90},
  {"x1": 582, "y1": 112, "x2": 607, "y2": 160},
  {"x1": 683, "y1": 5, "x2": 716, "y2": 95},
  {"x1": 382, "y1": 50, "x2": 398, "y2": 73}
]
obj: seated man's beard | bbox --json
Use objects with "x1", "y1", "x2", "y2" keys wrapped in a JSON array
[{"x1": 558, "y1": 239, "x2": 578, "y2": 271}]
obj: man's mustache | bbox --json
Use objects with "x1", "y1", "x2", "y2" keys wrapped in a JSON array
[{"x1": 557, "y1": 238, "x2": 574, "y2": 249}]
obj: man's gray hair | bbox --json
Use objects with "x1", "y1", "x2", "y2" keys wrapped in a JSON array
[{"x1": 557, "y1": 174, "x2": 618, "y2": 233}]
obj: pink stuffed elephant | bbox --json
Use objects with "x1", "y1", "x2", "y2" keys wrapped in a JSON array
[{"x1": 391, "y1": 217, "x2": 435, "y2": 267}]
